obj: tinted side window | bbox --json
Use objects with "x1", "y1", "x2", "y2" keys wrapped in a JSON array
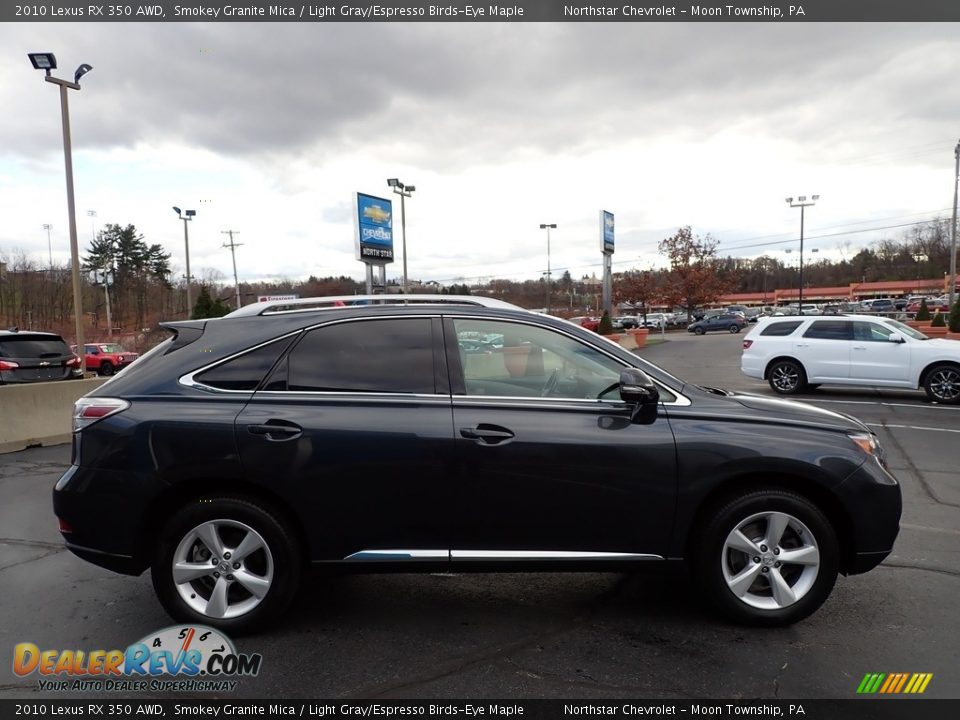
[
  {"x1": 853, "y1": 321, "x2": 894, "y2": 342},
  {"x1": 803, "y1": 321, "x2": 852, "y2": 341},
  {"x1": 760, "y1": 321, "x2": 802, "y2": 337},
  {"x1": 285, "y1": 318, "x2": 434, "y2": 394},
  {"x1": 196, "y1": 336, "x2": 297, "y2": 391}
]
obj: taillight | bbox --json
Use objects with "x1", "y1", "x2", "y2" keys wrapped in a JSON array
[
  {"x1": 0, "y1": 360, "x2": 19, "y2": 370},
  {"x1": 66, "y1": 355, "x2": 81, "y2": 368},
  {"x1": 73, "y1": 397, "x2": 130, "y2": 432},
  {"x1": 742, "y1": 340, "x2": 753, "y2": 350},
  {"x1": 58, "y1": 518, "x2": 73, "y2": 534}
]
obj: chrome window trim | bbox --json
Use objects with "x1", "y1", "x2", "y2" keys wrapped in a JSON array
[
  {"x1": 448, "y1": 314, "x2": 692, "y2": 407},
  {"x1": 179, "y1": 315, "x2": 440, "y2": 395},
  {"x1": 178, "y1": 330, "x2": 303, "y2": 393}
]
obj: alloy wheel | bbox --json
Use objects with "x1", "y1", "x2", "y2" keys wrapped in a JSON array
[
  {"x1": 771, "y1": 364, "x2": 800, "y2": 392},
  {"x1": 721, "y1": 511, "x2": 820, "y2": 610},
  {"x1": 929, "y1": 368, "x2": 960, "y2": 402},
  {"x1": 171, "y1": 519, "x2": 274, "y2": 620}
]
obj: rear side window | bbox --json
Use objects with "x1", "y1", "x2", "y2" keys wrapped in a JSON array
[
  {"x1": 196, "y1": 336, "x2": 297, "y2": 391},
  {"x1": 0, "y1": 335, "x2": 70, "y2": 357},
  {"x1": 276, "y1": 318, "x2": 435, "y2": 394},
  {"x1": 803, "y1": 321, "x2": 852, "y2": 340},
  {"x1": 760, "y1": 321, "x2": 802, "y2": 337}
]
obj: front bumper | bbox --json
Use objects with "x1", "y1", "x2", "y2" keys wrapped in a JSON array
[{"x1": 835, "y1": 457, "x2": 902, "y2": 575}]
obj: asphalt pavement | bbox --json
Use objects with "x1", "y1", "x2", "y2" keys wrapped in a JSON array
[{"x1": 1, "y1": 330, "x2": 957, "y2": 700}]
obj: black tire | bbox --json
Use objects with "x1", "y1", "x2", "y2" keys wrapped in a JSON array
[
  {"x1": 693, "y1": 488, "x2": 839, "y2": 626},
  {"x1": 805, "y1": 384, "x2": 821, "y2": 391},
  {"x1": 151, "y1": 496, "x2": 301, "y2": 634},
  {"x1": 694, "y1": 326, "x2": 705, "y2": 335},
  {"x1": 729, "y1": 325, "x2": 741, "y2": 334},
  {"x1": 923, "y1": 364, "x2": 960, "y2": 405},
  {"x1": 768, "y1": 359, "x2": 806, "y2": 395},
  {"x1": 99, "y1": 361, "x2": 114, "y2": 376}
]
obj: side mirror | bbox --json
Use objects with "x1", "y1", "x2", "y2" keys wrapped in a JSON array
[
  {"x1": 619, "y1": 368, "x2": 659, "y2": 424},
  {"x1": 887, "y1": 333, "x2": 905, "y2": 344}
]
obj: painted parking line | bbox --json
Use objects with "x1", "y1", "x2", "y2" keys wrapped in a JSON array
[{"x1": 867, "y1": 423, "x2": 960, "y2": 434}]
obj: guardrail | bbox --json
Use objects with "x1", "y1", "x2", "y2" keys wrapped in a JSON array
[{"x1": 0, "y1": 378, "x2": 106, "y2": 454}]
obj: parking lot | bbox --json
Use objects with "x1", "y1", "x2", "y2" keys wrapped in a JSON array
[{"x1": 1, "y1": 329, "x2": 957, "y2": 699}]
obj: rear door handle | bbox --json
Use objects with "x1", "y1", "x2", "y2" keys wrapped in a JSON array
[
  {"x1": 852, "y1": 345, "x2": 867, "y2": 351},
  {"x1": 247, "y1": 420, "x2": 303, "y2": 442},
  {"x1": 460, "y1": 424, "x2": 515, "y2": 445}
]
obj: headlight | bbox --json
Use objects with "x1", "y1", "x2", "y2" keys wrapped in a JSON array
[{"x1": 849, "y1": 432, "x2": 886, "y2": 466}]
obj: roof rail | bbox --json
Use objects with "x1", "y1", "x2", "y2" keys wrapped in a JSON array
[{"x1": 223, "y1": 294, "x2": 524, "y2": 318}]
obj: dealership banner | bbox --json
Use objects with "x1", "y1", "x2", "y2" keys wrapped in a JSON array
[
  {"x1": 4, "y1": 1, "x2": 960, "y2": 22},
  {"x1": 1, "y1": 699, "x2": 958, "y2": 720},
  {"x1": 354, "y1": 192, "x2": 394, "y2": 264}
]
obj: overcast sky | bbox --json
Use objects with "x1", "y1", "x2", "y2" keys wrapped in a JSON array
[{"x1": 1, "y1": 22, "x2": 958, "y2": 287}]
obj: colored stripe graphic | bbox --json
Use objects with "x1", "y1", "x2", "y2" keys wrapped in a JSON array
[{"x1": 857, "y1": 673, "x2": 932, "y2": 694}]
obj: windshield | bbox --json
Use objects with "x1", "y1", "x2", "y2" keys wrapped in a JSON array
[
  {"x1": 97, "y1": 344, "x2": 124, "y2": 353},
  {"x1": 881, "y1": 318, "x2": 929, "y2": 341}
]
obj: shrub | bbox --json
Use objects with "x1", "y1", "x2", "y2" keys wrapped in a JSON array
[
  {"x1": 950, "y1": 298, "x2": 960, "y2": 333},
  {"x1": 915, "y1": 298, "x2": 930, "y2": 321},
  {"x1": 598, "y1": 310, "x2": 614, "y2": 335},
  {"x1": 931, "y1": 310, "x2": 946, "y2": 327}
]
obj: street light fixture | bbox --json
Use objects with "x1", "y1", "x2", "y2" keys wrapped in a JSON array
[
  {"x1": 785, "y1": 194, "x2": 819, "y2": 312},
  {"x1": 539, "y1": 223, "x2": 557, "y2": 313},
  {"x1": 173, "y1": 206, "x2": 196, "y2": 316},
  {"x1": 387, "y1": 178, "x2": 415, "y2": 293},
  {"x1": 29, "y1": 51, "x2": 93, "y2": 372}
]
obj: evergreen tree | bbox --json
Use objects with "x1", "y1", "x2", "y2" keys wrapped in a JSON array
[
  {"x1": 598, "y1": 310, "x2": 614, "y2": 335},
  {"x1": 931, "y1": 310, "x2": 946, "y2": 327},
  {"x1": 191, "y1": 286, "x2": 214, "y2": 319},
  {"x1": 915, "y1": 298, "x2": 930, "y2": 321},
  {"x1": 949, "y1": 298, "x2": 960, "y2": 333}
]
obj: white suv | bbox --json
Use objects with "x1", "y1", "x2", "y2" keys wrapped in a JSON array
[{"x1": 741, "y1": 315, "x2": 960, "y2": 404}]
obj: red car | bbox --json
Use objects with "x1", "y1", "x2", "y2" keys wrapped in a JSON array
[
  {"x1": 905, "y1": 299, "x2": 949, "y2": 314},
  {"x1": 71, "y1": 343, "x2": 139, "y2": 376},
  {"x1": 569, "y1": 316, "x2": 600, "y2": 332}
]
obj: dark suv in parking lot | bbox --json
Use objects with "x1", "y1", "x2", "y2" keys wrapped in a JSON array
[
  {"x1": 0, "y1": 329, "x2": 82, "y2": 384},
  {"x1": 54, "y1": 296, "x2": 901, "y2": 632}
]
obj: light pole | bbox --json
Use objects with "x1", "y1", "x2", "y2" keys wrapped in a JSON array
[
  {"x1": 539, "y1": 223, "x2": 556, "y2": 313},
  {"x1": 173, "y1": 207, "x2": 196, "y2": 316},
  {"x1": 785, "y1": 195, "x2": 819, "y2": 312},
  {"x1": 42, "y1": 224, "x2": 53, "y2": 268},
  {"x1": 387, "y1": 178, "x2": 415, "y2": 293},
  {"x1": 950, "y1": 140, "x2": 959, "y2": 307},
  {"x1": 221, "y1": 230, "x2": 243, "y2": 309},
  {"x1": 29, "y1": 52, "x2": 93, "y2": 372}
]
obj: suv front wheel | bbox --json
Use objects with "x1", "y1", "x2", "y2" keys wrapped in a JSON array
[
  {"x1": 694, "y1": 489, "x2": 838, "y2": 626},
  {"x1": 151, "y1": 496, "x2": 301, "y2": 634}
]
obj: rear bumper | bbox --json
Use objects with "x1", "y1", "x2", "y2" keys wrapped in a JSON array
[
  {"x1": 740, "y1": 356, "x2": 764, "y2": 380},
  {"x1": 53, "y1": 464, "x2": 152, "y2": 576}
]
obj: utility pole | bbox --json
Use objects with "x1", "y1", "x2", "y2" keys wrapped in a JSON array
[
  {"x1": 950, "y1": 139, "x2": 959, "y2": 308},
  {"x1": 786, "y1": 195, "x2": 819, "y2": 312},
  {"x1": 221, "y1": 230, "x2": 243, "y2": 309},
  {"x1": 43, "y1": 224, "x2": 53, "y2": 268}
]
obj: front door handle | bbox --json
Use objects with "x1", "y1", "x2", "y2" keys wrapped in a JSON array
[
  {"x1": 247, "y1": 420, "x2": 303, "y2": 442},
  {"x1": 460, "y1": 424, "x2": 515, "y2": 445}
]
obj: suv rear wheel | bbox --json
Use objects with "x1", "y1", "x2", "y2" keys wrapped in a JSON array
[
  {"x1": 728, "y1": 324, "x2": 740, "y2": 334},
  {"x1": 151, "y1": 496, "x2": 301, "y2": 634},
  {"x1": 694, "y1": 489, "x2": 838, "y2": 626},
  {"x1": 768, "y1": 359, "x2": 805, "y2": 395}
]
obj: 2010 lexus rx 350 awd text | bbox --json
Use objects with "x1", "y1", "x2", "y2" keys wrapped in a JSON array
[{"x1": 54, "y1": 296, "x2": 901, "y2": 633}]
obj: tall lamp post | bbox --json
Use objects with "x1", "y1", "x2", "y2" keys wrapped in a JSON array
[
  {"x1": 42, "y1": 223, "x2": 53, "y2": 268},
  {"x1": 173, "y1": 207, "x2": 196, "y2": 316},
  {"x1": 949, "y1": 140, "x2": 959, "y2": 307},
  {"x1": 29, "y1": 52, "x2": 93, "y2": 372},
  {"x1": 539, "y1": 223, "x2": 557, "y2": 313},
  {"x1": 785, "y1": 195, "x2": 819, "y2": 312},
  {"x1": 387, "y1": 178, "x2": 415, "y2": 293}
]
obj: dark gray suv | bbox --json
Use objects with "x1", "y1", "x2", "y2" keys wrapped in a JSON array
[
  {"x1": 54, "y1": 296, "x2": 901, "y2": 633},
  {"x1": 0, "y1": 329, "x2": 82, "y2": 384}
]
